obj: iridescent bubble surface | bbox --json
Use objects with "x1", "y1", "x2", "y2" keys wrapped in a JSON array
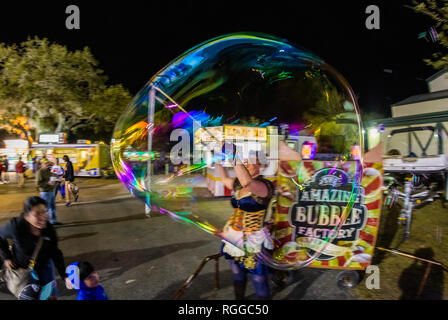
[{"x1": 112, "y1": 33, "x2": 364, "y2": 270}]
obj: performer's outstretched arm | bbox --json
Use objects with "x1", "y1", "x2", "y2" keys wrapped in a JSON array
[
  {"x1": 216, "y1": 163, "x2": 235, "y2": 190},
  {"x1": 233, "y1": 159, "x2": 268, "y2": 198}
]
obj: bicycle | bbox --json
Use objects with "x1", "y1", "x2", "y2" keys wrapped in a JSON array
[{"x1": 384, "y1": 173, "x2": 441, "y2": 239}]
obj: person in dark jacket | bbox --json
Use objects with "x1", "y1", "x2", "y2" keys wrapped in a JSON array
[
  {"x1": 0, "y1": 196, "x2": 72, "y2": 298},
  {"x1": 2, "y1": 156, "x2": 9, "y2": 183},
  {"x1": 62, "y1": 155, "x2": 77, "y2": 206},
  {"x1": 36, "y1": 161, "x2": 59, "y2": 224}
]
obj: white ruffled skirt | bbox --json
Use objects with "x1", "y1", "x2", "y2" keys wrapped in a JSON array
[{"x1": 221, "y1": 225, "x2": 274, "y2": 257}]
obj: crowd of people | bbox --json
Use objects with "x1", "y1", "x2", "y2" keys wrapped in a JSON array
[
  {"x1": 0, "y1": 155, "x2": 100, "y2": 300},
  {"x1": 0, "y1": 155, "x2": 79, "y2": 206}
]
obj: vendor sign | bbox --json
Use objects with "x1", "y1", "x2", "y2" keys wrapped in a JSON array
[{"x1": 273, "y1": 160, "x2": 383, "y2": 270}]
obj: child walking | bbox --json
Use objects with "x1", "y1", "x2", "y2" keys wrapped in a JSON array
[{"x1": 67, "y1": 261, "x2": 109, "y2": 300}]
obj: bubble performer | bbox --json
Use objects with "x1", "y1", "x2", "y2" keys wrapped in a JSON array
[{"x1": 216, "y1": 148, "x2": 276, "y2": 300}]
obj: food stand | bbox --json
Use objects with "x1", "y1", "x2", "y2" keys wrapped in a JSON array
[
  {"x1": 31, "y1": 143, "x2": 111, "y2": 177},
  {"x1": 0, "y1": 139, "x2": 30, "y2": 172}
]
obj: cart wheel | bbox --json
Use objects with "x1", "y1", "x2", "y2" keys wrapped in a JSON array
[
  {"x1": 336, "y1": 270, "x2": 360, "y2": 290},
  {"x1": 440, "y1": 195, "x2": 446, "y2": 208},
  {"x1": 272, "y1": 270, "x2": 295, "y2": 288}
]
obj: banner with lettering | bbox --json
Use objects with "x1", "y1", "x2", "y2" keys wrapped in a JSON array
[{"x1": 273, "y1": 160, "x2": 383, "y2": 270}]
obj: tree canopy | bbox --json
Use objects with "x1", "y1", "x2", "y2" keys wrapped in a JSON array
[
  {"x1": 0, "y1": 37, "x2": 132, "y2": 143},
  {"x1": 411, "y1": 0, "x2": 448, "y2": 69}
]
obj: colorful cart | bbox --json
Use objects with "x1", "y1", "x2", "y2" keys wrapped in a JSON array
[{"x1": 271, "y1": 158, "x2": 383, "y2": 288}]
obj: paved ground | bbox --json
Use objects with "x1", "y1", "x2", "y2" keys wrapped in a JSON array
[
  {"x1": 0, "y1": 175, "x2": 129, "y2": 219},
  {"x1": 0, "y1": 177, "x2": 356, "y2": 300}
]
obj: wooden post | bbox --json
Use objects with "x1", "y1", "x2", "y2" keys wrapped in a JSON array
[{"x1": 416, "y1": 263, "x2": 432, "y2": 299}]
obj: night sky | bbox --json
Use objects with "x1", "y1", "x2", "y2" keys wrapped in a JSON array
[{"x1": 1, "y1": 0, "x2": 440, "y2": 118}]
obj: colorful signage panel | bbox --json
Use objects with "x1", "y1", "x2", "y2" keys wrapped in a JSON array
[{"x1": 273, "y1": 160, "x2": 383, "y2": 270}]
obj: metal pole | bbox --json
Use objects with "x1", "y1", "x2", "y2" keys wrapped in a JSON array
[
  {"x1": 145, "y1": 87, "x2": 156, "y2": 217},
  {"x1": 214, "y1": 256, "x2": 220, "y2": 290},
  {"x1": 408, "y1": 128, "x2": 412, "y2": 156},
  {"x1": 375, "y1": 247, "x2": 448, "y2": 271},
  {"x1": 404, "y1": 180, "x2": 412, "y2": 239},
  {"x1": 445, "y1": 172, "x2": 448, "y2": 201},
  {"x1": 171, "y1": 253, "x2": 222, "y2": 300}
]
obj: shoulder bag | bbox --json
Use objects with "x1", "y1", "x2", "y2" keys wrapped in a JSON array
[{"x1": 3, "y1": 236, "x2": 43, "y2": 298}]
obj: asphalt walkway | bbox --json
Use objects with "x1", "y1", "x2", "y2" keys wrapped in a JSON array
[{"x1": 0, "y1": 178, "x2": 356, "y2": 300}]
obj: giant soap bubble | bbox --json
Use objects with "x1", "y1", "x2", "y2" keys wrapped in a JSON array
[{"x1": 112, "y1": 33, "x2": 364, "y2": 270}]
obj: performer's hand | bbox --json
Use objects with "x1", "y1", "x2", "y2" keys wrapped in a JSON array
[
  {"x1": 279, "y1": 140, "x2": 302, "y2": 161},
  {"x1": 3, "y1": 259, "x2": 15, "y2": 270},
  {"x1": 222, "y1": 142, "x2": 237, "y2": 162},
  {"x1": 65, "y1": 277, "x2": 73, "y2": 289}
]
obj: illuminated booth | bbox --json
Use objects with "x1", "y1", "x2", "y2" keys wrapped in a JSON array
[
  {"x1": 0, "y1": 140, "x2": 30, "y2": 171},
  {"x1": 31, "y1": 134, "x2": 111, "y2": 177}
]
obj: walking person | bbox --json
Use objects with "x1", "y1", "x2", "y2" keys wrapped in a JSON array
[
  {"x1": 0, "y1": 196, "x2": 72, "y2": 299},
  {"x1": 0, "y1": 158, "x2": 4, "y2": 185},
  {"x1": 36, "y1": 161, "x2": 60, "y2": 225},
  {"x1": 32, "y1": 158, "x2": 38, "y2": 174},
  {"x1": 15, "y1": 157, "x2": 26, "y2": 188},
  {"x1": 63, "y1": 155, "x2": 77, "y2": 207},
  {"x1": 51, "y1": 158, "x2": 65, "y2": 201},
  {"x1": 67, "y1": 261, "x2": 109, "y2": 300},
  {"x1": 2, "y1": 156, "x2": 10, "y2": 183},
  {"x1": 35, "y1": 155, "x2": 47, "y2": 175}
]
